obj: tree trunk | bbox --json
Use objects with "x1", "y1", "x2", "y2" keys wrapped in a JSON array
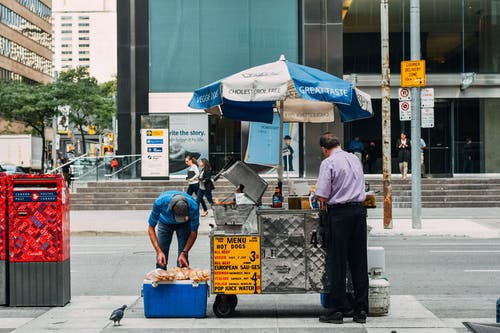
[
  {"x1": 40, "y1": 128, "x2": 46, "y2": 173},
  {"x1": 79, "y1": 124, "x2": 87, "y2": 154}
]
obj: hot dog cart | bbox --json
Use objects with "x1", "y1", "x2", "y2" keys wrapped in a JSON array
[{"x1": 210, "y1": 161, "x2": 337, "y2": 317}]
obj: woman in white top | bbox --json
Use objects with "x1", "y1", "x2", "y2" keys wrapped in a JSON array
[{"x1": 185, "y1": 156, "x2": 200, "y2": 196}]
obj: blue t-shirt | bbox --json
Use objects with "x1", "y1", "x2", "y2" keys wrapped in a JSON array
[{"x1": 148, "y1": 190, "x2": 200, "y2": 232}]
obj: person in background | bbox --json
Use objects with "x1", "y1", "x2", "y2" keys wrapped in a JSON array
[
  {"x1": 282, "y1": 135, "x2": 294, "y2": 171},
  {"x1": 420, "y1": 138, "x2": 427, "y2": 177},
  {"x1": 348, "y1": 136, "x2": 364, "y2": 161},
  {"x1": 197, "y1": 158, "x2": 215, "y2": 217},
  {"x1": 185, "y1": 155, "x2": 200, "y2": 196},
  {"x1": 364, "y1": 141, "x2": 377, "y2": 174},
  {"x1": 463, "y1": 136, "x2": 474, "y2": 173},
  {"x1": 396, "y1": 132, "x2": 410, "y2": 181},
  {"x1": 147, "y1": 191, "x2": 199, "y2": 268},
  {"x1": 61, "y1": 156, "x2": 73, "y2": 187},
  {"x1": 315, "y1": 132, "x2": 368, "y2": 325}
]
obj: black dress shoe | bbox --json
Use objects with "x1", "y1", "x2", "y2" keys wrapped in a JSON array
[
  {"x1": 353, "y1": 310, "x2": 367, "y2": 324},
  {"x1": 319, "y1": 311, "x2": 343, "y2": 324}
]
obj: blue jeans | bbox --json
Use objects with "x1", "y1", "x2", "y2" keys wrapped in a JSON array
[
  {"x1": 187, "y1": 183, "x2": 199, "y2": 196},
  {"x1": 156, "y1": 222, "x2": 191, "y2": 269},
  {"x1": 196, "y1": 188, "x2": 214, "y2": 211}
]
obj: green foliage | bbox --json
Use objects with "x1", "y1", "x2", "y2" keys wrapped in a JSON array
[{"x1": 55, "y1": 67, "x2": 116, "y2": 153}]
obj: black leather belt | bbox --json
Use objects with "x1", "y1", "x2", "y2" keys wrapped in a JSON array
[{"x1": 327, "y1": 202, "x2": 362, "y2": 210}]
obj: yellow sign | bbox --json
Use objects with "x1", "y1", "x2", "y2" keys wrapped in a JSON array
[
  {"x1": 401, "y1": 60, "x2": 426, "y2": 87},
  {"x1": 212, "y1": 236, "x2": 261, "y2": 294},
  {"x1": 152, "y1": 130, "x2": 163, "y2": 136}
]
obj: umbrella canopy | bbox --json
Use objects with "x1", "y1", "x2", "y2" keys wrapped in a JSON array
[{"x1": 188, "y1": 55, "x2": 373, "y2": 124}]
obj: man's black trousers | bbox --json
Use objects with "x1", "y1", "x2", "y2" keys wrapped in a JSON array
[{"x1": 325, "y1": 204, "x2": 369, "y2": 313}]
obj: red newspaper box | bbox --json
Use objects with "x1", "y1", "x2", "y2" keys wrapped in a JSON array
[
  {"x1": 8, "y1": 174, "x2": 70, "y2": 306},
  {"x1": 0, "y1": 173, "x2": 7, "y2": 305}
]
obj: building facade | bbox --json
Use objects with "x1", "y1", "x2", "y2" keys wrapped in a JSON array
[
  {"x1": 52, "y1": 0, "x2": 116, "y2": 83},
  {"x1": 0, "y1": 0, "x2": 52, "y2": 83},
  {"x1": 117, "y1": 0, "x2": 500, "y2": 176}
]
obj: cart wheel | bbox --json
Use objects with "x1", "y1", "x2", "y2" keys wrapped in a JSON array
[
  {"x1": 228, "y1": 295, "x2": 238, "y2": 309},
  {"x1": 213, "y1": 294, "x2": 236, "y2": 318}
]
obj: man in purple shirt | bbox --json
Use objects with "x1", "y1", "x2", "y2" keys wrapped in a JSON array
[{"x1": 315, "y1": 132, "x2": 368, "y2": 324}]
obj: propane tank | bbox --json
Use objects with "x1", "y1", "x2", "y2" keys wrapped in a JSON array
[{"x1": 368, "y1": 268, "x2": 390, "y2": 316}]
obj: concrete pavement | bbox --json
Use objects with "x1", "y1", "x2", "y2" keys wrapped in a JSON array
[
  {"x1": 1, "y1": 207, "x2": 499, "y2": 332},
  {"x1": 70, "y1": 207, "x2": 500, "y2": 238}
]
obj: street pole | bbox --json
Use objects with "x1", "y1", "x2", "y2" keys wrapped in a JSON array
[
  {"x1": 410, "y1": 0, "x2": 422, "y2": 229},
  {"x1": 381, "y1": 0, "x2": 392, "y2": 229},
  {"x1": 52, "y1": 71, "x2": 59, "y2": 173}
]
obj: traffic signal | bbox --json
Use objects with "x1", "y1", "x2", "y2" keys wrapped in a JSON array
[
  {"x1": 67, "y1": 130, "x2": 71, "y2": 138},
  {"x1": 89, "y1": 124, "x2": 95, "y2": 135},
  {"x1": 107, "y1": 132, "x2": 113, "y2": 141}
]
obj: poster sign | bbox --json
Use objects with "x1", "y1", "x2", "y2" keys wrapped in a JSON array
[
  {"x1": 168, "y1": 113, "x2": 209, "y2": 176},
  {"x1": 141, "y1": 115, "x2": 170, "y2": 179},
  {"x1": 399, "y1": 101, "x2": 412, "y2": 121},
  {"x1": 212, "y1": 236, "x2": 261, "y2": 294},
  {"x1": 421, "y1": 108, "x2": 435, "y2": 128}
]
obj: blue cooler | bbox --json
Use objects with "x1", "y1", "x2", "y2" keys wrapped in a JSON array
[{"x1": 143, "y1": 280, "x2": 208, "y2": 318}]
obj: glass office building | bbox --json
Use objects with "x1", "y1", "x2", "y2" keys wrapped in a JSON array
[
  {"x1": 118, "y1": 0, "x2": 500, "y2": 176},
  {"x1": 0, "y1": 0, "x2": 52, "y2": 83}
]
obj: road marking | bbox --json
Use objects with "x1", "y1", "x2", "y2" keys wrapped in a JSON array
[
  {"x1": 430, "y1": 250, "x2": 500, "y2": 253},
  {"x1": 464, "y1": 269, "x2": 500, "y2": 272},
  {"x1": 422, "y1": 243, "x2": 500, "y2": 246}
]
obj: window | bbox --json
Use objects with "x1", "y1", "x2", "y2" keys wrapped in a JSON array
[
  {"x1": 61, "y1": 51, "x2": 72, "y2": 54},
  {"x1": 78, "y1": 23, "x2": 89, "y2": 27},
  {"x1": 0, "y1": 36, "x2": 51, "y2": 75},
  {"x1": 61, "y1": 44, "x2": 72, "y2": 48},
  {"x1": 78, "y1": 16, "x2": 89, "y2": 20},
  {"x1": 79, "y1": 58, "x2": 90, "y2": 61},
  {"x1": 79, "y1": 44, "x2": 90, "y2": 47},
  {"x1": 62, "y1": 30, "x2": 72, "y2": 34},
  {"x1": 62, "y1": 58, "x2": 72, "y2": 61},
  {"x1": 78, "y1": 30, "x2": 89, "y2": 34},
  {"x1": 62, "y1": 37, "x2": 72, "y2": 41},
  {"x1": 62, "y1": 64, "x2": 71, "y2": 69},
  {"x1": 61, "y1": 23, "x2": 72, "y2": 27},
  {"x1": 78, "y1": 37, "x2": 90, "y2": 40},
  {"x1": 78, "y1": 50, "x2": 89, "y2": 54},
  {"x1": 61, "y1": 16, "x2": 72, "y2": 20}
]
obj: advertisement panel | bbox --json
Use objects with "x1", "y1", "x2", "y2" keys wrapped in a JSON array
[
  {"x1": 141, "y1": 115, "x2": 170, "y2": 179},
  {"x1": 244, "y1": 114, "x2": 299, "y2": 177},
  {"x1": 169, "y1": 113, "x2": 209, "y2": 177}
]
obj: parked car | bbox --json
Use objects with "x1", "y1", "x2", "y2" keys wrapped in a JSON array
[{"x1": 0, "y1": 163, "x2": 26, "y2": 174}]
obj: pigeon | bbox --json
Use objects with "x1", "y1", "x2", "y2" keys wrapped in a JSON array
[{"x1": 109, "y1": 305, "x2": 127, "y2": 326}]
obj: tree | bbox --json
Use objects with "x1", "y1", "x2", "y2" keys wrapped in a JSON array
[
  {"x1": 0, "y1": 80, "x2": 58, "y2": 172},
  {"x1": 55, "y1": 67, "x2": 115, "y2": 153}
]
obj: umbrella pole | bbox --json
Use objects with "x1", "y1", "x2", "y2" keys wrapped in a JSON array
[{"x1": 278, "y1": 103, "x2": 284, "y2": 194}]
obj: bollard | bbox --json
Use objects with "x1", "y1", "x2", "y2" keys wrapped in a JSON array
[{"x1": 496, "y1": 297, "x2": 500, "y2": 323}]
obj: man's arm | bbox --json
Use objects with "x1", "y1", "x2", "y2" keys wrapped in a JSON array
[
  {"x1": 178, "y1": 231, "x2": 198, "y2": 267},
  {"x1": 148, "y1": 225, "x2": 166, "y2": 268}
]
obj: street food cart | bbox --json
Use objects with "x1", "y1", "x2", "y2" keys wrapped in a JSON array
[{"x1": 210, "y1": 161, "x2": 333, "y2": 317}]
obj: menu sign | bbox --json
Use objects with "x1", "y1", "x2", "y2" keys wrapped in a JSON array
[{"x1": 212, "y1": 236, "x2": 261, "y2": 294}]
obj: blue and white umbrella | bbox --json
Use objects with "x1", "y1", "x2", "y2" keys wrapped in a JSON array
[
  {"x1": 188, "y1": 55, "x2": 373, "y2": 124},
  {"x1": 188, "y1": 55, "x2": 373, "y2": 183}
]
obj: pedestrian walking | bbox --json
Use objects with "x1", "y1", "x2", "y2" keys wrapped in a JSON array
[
  {"x1": 147, "y1": 191, "x2": 199, "y2": 269},
  {"x1": 282, "y1": 135, "x2": 294, "y2": 171},
  {"x1": 185, "y1": 155, "x2": 200, "y2": 196},
  {"x1": 364, "y1": 141, "x2": 377, "y2": 173},
  {"x1": 197, "y1": 158, "x2": 215, "y2": 217},
  {"x1": 396, "y1": 132, "x2": 410, "y2": 180},
  {"x1": 315, "y1": 132, "x2": 368, "y2": 325},
  {"x1": 420, "y1": 138, "x2": 427, "y2": 177}
]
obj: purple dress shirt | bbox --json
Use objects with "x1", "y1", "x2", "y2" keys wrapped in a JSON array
[{"x1": 315, "y1": 148, "x2": 366, "y2": 205}]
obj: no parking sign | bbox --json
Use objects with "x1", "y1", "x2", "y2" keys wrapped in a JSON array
[{"x1": 399, "y1": 101, "x2": 411, "y2": 121}]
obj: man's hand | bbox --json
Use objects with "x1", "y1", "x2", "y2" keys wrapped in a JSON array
[
  {"x1": 157, "y1": 251, "x2": 167, "y2": 268},
  {"x1": 178, "y1": 252, "x2": 189, "y2": 267}
]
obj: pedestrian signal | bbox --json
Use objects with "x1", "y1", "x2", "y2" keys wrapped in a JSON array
[{"x1": 107, "y1": 133, "x2": 114, "y2": 141}]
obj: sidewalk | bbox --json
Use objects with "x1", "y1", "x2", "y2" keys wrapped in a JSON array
[
  {"x1": 70, "y1": 207, "x2": 500, "y2": 238},
  {"x1": 4, "y1": 294, "x2": 489, "y2": 332}
]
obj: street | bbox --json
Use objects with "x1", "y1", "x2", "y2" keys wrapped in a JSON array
[{"x1": 70, "y1": 234, "x2": 500, "y2": 320}]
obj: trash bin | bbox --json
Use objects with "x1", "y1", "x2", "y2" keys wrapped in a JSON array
[
  {"x1": 8, "y1": 174, "x2": 70, "y2": 306},
  {"x1": 0, "y1": 173, "x2": 7, "y2": 305}
]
